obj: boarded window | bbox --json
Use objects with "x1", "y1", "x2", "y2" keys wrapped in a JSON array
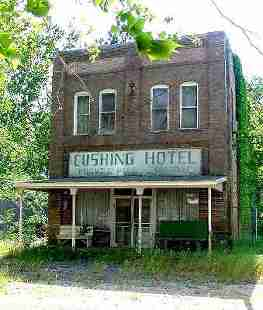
[
  {"x1": 100, "y1": 91, "x2": 116, "y2": 134},
  {"x1": 151, "y1": 86, "x2": 169, "y2": 131},
  {"x1": 75, "y1": 94, "x2": 90, "y2": 134},
  {"x1": 181, "y1": 84, "x2": 198, "y2": 128}
]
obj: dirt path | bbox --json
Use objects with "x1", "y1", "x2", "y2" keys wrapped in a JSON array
[
  {"x1": 1, "y1": 281, "x2": 263, "y2": 310},
  {"x1": 0, "y1": 262, "x2": 262, "y2": 310}
]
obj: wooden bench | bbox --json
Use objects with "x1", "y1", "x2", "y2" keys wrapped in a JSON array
[
  {"x1": 57, "y1": 225, "x2": 93, "y2": 247},
  {"x1": 157, "y1": 220, "x2": 208, "y2": 249}
]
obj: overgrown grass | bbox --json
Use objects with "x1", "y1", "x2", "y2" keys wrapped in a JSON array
[
  {"x1": 79, "y1": 243, "x2": 263, "y2": 283},
  {"x1": 0, "y1": 241, "x2": 263, "y2": 292}
]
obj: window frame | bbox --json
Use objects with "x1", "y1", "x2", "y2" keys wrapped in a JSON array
[
  {"x1": 180, "y1": 81, "x2": 199, "y2": 129},
  {"x1": 99, "y1": 88, "x2": 117, "y2": 135},
  {"x1": 150, "y1": 84, "x2": 170, "y2": 132},
  {"x1": 73, "y1": 91, "x2": 91, "y2": 136}
]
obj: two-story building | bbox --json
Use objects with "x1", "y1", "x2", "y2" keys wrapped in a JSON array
[{"x1": 16, "y1": 31, "x2": 239, "y2": 251}]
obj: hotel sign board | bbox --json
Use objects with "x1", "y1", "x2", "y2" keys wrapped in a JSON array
[{"x1": 69, "y1": 148, "x2": 202, "y2": 178}]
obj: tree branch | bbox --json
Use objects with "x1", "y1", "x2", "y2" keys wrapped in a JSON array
[{"x1": 210, "y1": 0, "x2": 263, "y2": 57}]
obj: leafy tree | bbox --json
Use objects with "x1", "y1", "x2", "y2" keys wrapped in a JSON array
[
  {"x1": 0, "y1": 3, "x2": 66, "y2": 243},
  {"x1": 0, "y1": 0, "x2": 181, "y2": 65}
]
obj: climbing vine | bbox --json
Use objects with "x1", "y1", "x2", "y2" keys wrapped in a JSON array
[{"x1": 233, "y1": 54, "x2": 257, "y2": 238}]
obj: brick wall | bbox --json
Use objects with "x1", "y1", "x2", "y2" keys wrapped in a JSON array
[{"x1": 48, "y1": 31, "x2": 238, "y2": 239}]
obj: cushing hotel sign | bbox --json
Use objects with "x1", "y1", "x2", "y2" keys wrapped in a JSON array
[{"x1": 69, "y1": 148, "x2": 202, "y2": 177}]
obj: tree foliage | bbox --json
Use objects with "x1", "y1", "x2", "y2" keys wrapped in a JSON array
[
  {"x1": 247, "y1": 77, "x2": 263, "y2": 188},
  {"x1": 0, "y1": 1, "x2": 66, "y2": 243},
  {"x1": 0, "y1": 0, "x2": 181, "y2": 64},
  {"x1": 233, "y1": 55, "x2": 262, "y2": 238}
]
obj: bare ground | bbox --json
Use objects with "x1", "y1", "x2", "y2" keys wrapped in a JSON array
[{"x1": 0, "y1": 261, "x2": 262, "y2": 310}]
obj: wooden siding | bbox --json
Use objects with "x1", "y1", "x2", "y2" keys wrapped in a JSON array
[
  {"x1": 157, "y1": 189, "x2": 199, "y2": 225},
  {"x1": 76, "y1": 190, "x2": 110, "y2": 228},
  {"x1": 157, "y1": 189, "x2": 227, "y2": 233},
  {"x1": 199, "y1": 189, "x2": 227, "y2": 231}
]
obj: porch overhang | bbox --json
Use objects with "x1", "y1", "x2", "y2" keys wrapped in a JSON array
[{"x1": 15, "y1": 175, "x2": 227, "y2": 191}]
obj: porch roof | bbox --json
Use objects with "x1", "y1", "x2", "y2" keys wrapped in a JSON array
[{"x1": 15, "y1": 175, "x2": 227, "y2": 191}]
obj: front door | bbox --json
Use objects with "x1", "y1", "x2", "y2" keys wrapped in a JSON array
[{"x1": 115, "y1": 197, "x2": 152, "y2": 248}]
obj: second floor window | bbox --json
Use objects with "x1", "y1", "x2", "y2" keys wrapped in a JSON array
[
  {"x1": 151, "y1": 85, "x2": 169, "y2": 131},
  {"x1": 99, "y1": 89, "x2": 116, "y2": 134},
  {"x1": 74, "y1": 92, "x2": 90, "y2": 135},
  {"x1": 180, "y1": 82, "x2": 198, "y2": 129}
]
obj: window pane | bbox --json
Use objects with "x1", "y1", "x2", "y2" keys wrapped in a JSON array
[
  {"x1": 77, "y1": 115, "x2": 89, "y2": 134},
  {"x1": 100, "y1": 113, "x2": 115, "y2": 132},
  {"x1": 102, "y1": 93, "x2": 115, "y2": 112},
  {"x1": 152, "y1": 110, "x2": 167, "y2": 131},
  {"x1": 182, "y1": 85, "x2": 197, "y2": 107},
  {"x1": 152, "y1": 88, "x2": 168, "y2": 109},
  {"x1": 181, "y1": 108, "x2": 197, "y2": 128},
  {"x1": 77, "y1": 96, "x2": 89, "y2": 114}
]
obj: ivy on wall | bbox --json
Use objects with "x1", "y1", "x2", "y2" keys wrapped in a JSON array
[{"x1": 233, "y1": 54, "x2": 257, "y2": 239}]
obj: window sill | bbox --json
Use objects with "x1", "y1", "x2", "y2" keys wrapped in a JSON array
[
  {"x1": 98, "y1": 132, "x2": 115, "y2": 136},
  {"x1": 178, "y1": 127, "x2": 200, "y2": 130},
  {"x1": 73, "y1": 133, "x2": 90, "y2": 136},
  {"x1": 150, "y1": 130, "x2": 169, "y2": 134}
]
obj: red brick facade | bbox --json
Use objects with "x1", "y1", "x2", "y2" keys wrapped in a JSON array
[{"x1": 48, "y1": 31, "x2": 239, "y2": 241}]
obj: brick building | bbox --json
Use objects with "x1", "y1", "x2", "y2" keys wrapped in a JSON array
[{"x1": 16, "y1": 31, "x2": 239, "y2": 251}]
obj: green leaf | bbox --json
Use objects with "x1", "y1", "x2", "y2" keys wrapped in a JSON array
[
  {"x1": 119, "y1": 11, "x2": 129, "y2": 22},
  {"x1": 0, "y1": 32, "x2": 18, "y2": 60},
  {"x1": 111, "y1": 25, "x2": 119, "y2": 34},
  {"x1": 0, "y1": 32, "x2": 12, "y2": 49},
  {"x1": 94, "y1": 0, "x2": 103, "y2": 5},
  {"x1": 93, "y1": 0, "x2": 115, "y2": 12},
  {"x1": 0, "y1": 0, "x2": 16, "y2": 12},
  {"x1": 126, "y1": 13, "x2": 137, "y2": 29},
  {"x1": 26, "y1": 0, "x2": 49, "y2": 17},
  {"x1": 135, "y1": 32, "x2": 153, "y2": 53},
  {"x1": 129, "y1": 18, "x2": 145, "y2": 36},
  {"x1": 148, "y1": 39, "x2": 180, "y2": 60},
  {"x1": 5, "y1": 45, "x2": 17, "y2": 59}
]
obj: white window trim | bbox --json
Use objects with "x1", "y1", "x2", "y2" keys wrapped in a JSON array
[
  {"x1": 73, "y1": 91, "x2": 91, "y2": 135},
  {"x1": 150, "y1": 84, "x2": 169, "y2": 132},
  {"x1": 99, "y1": 89, "x2": 117, "y2": 135},
  {"x1": 180, "y1": 81, "x2": 199, "y2": 129}
]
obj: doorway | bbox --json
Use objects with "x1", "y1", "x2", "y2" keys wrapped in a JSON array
[{"x1": 114, "y1": 196, "x2": 153, "y2": 248}]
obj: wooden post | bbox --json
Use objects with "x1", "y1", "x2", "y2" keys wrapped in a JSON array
[
  {"x1": 208, "y1": 187, "x2": 212, "y2": 254},
  {"x1": 110, "y1": 189, "x2": 115, "y2": 247},
  {"x1": 151, "y1": 189, "x2": 157, "y2": 248},
  {"x1": 18, "y1": 191, "x2": 23, "y2": 244},
  {"x1": 131, "y1": 197, "x2": 134, "y2": 248},
  {"x1": 70, "y1": 188, "x2": 78, "y2": 250},
  {"x1": 138, "y1": 195, "x2": 142, "y2": 254},
  {"x1": 136, "y1": 187, "x2": 144, "y2": 254}
]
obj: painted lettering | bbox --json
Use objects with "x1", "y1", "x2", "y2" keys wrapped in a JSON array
[
  {"x1": 157, "y1": 152, "x2": 166, "y2": 165},
  {"x1": 91, "y1": 153, "x2": 98, "y2": 166},
  {"x1": 74, "y1": 154, "x2": 80, "y2": 167},
  {"x1": 145, "y1": 151, "x2": 155, "y2": 165}
]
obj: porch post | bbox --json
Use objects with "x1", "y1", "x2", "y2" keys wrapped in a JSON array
[
  {"x1": 136, "y1": 187, "x2": 144, "y2": 254},
  {"x1": 208, "y1": 187, "x2": 212, "y2": 254},
  {"x1": 110, "y1": 189, "x2": 116, "y2": 247},
  {"x1": 131, "y1": 197, "x2": 134, "y2": 248},
  {"x1": 70, "y1": 188, "x2": 78, "y2": 250},
  {"x1": 17, "y1": 190, "x2": 24, "y2": 244}
]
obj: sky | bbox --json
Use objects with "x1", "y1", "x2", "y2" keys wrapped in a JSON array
[{"x1": 50, "y1": 0, "x2": 263, "y2": 78}]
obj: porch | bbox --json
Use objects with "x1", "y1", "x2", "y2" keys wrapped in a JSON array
[{"x1": 16, "y1": 176, "x2": 228, "y2": 253}]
